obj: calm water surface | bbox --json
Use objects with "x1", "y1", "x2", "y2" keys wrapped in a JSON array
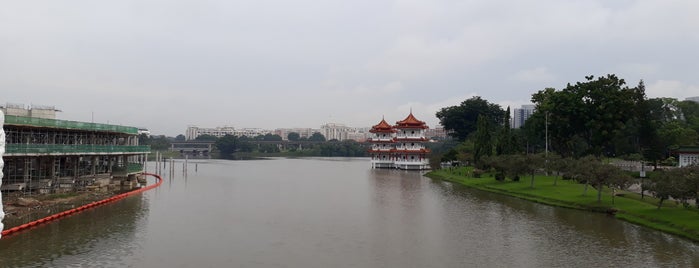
[{"x1": 0, "y1": 157, "x2": 697, "y2": 267}]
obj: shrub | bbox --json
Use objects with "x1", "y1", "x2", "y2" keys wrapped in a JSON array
[{"x1": 495, "y1": 172, "x2": 505, "y2": 181}]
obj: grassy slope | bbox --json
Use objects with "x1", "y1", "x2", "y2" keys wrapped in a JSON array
[{"x1": 426, "y1": 167, "x2": 699, "y2": 242}]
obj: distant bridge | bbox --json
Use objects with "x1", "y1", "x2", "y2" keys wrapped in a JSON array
[{"x1": 170, "y1": 141, "x2": 215, "y2": 155}]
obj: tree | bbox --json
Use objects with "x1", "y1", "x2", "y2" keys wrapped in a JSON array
[
  {"x1": 473, "y1": 115, "x2": 493, "y2": 166},
  {"x1": 139, "y1": 134, "x2": 171, "y2": 150},
  {"x1": 308, "y1": 132, "x2": 326, "y2": 142},
  {"x1": 175, "y1": 134, "x2": 186, "y2": 141},
  {"x1": 262, "y1": 133, "x2": 283, "y2": 141},
  {"x1": 570, "y1": 156, "x2": 630, "y2": 203},
  {"x1": 524, "y1": 153, "x2": 546, "y2": 188},
  {"x1": 436, "y1": 96, "x2": 505, "y2": 141},
  {"x1": 495, "y1": 106, "x2": 517, "y2": 155},
  {"x1": 648, "y1": 169, "x2": 681, "y2": 210},
  {"x1": 215, "y1": 135, "x2": 239, "y2": 155},
  {"x1": 636, "y1": 95, "x2": 666, "y2": 167},
  {"x1": 546, "y1": 154, "x2": 566, "y2": 186},
  {"x1": 287, "y1": 132, "x2": 300, "y2": 141},
  {"x1": 215, "y1": 135, "x2": 253, "y2": 155},
  {"x1": 195, "y1": 134, "x2": 218, "y2": 141},
  {"x1": 259, "y1": 143, "x2": 280, "y2": 153},
  {"x1": 530, "y1": 75, "x2": 645, "y2": 157}
]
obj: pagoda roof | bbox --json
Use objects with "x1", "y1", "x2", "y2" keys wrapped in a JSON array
[
  {"x1": 369, "y1": 118, "x2": 396, "y2": 133},
  {"x1": 674, "y1": 146, "x2": 699, "y2": 154},
  {"x1": 395, "y1": 112, "x2": 428, "y2": 129}
]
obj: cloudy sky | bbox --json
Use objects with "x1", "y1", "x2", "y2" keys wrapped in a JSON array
[{"x1": 2, "y1": 0, "x2": 698, "y2": 136}]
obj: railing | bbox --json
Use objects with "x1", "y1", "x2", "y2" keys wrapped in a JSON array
[
  {"x1": 4, "y1": 115, "x2": 139, "y2": 135},
  {"x1": 367, "y1": 137, "x2": 394, "y2": 142},
  {"x1": 395, "y1": 135, "x2": 425, "y2": 140},
  {"x1": 127, "y1": 163, "x2": 144, "y2": 173},
  {"x1": 5, "y1": 144, "x2": 151, "y2": 154},
  {"x1": 395, "y1": 146, "x2": 424, "y2": 151},
  {"x1": 113, "y1": 163, "x2": 144, "y2": 174},
  {"x1": 395, "y1": 159, "x2": 429, "y2": 163}
]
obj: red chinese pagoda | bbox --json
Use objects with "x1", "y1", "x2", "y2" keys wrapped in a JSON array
[
  {"x1": 367, "y1": 118, "x2": 396, "y2": 168},
  {"x1": 367, "y1": 112, "x2": 431, "y2": 170}
]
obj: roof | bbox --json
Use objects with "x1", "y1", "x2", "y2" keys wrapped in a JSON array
[
  {"x1": 369, "y1": 118, "x2": 396, "y2": 133},
  {"x1": 395, "y1": 112, "x2": 428, "y2": 129},
  {"x1": 674, "y1": 147, "x2": 699, "y2": 154}
]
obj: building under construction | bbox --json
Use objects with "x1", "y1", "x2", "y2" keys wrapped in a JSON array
[{"x1": 1, "y1": 104, "x2": 150, "y2": 194}]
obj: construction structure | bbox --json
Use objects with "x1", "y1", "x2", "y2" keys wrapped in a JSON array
[
  {"x1": 1, "y1": 105, "x2": 150, "y2": 195},
  {"x1": 368, "y1": 112, "x2": 431, "y2": 170}
]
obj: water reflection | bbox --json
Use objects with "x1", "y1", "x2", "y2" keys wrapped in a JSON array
[
  {"x1": 0, "y1": 158, "x2": 697, "y2": 267},
  {"x1": 426, "y1": 178, "x2": 699, "y2": 267},
  {"x1": 0, "y1": 195, "x2": 148, "y2": 267}
]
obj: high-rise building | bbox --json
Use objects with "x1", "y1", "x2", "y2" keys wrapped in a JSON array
[{"x1": 512, "y1": 104, "x2": 536, "y2": 128}]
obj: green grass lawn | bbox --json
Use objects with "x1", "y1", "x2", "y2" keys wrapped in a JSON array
[{"x1": 427, "y1": 167, "x2": 699, "y2": 242}]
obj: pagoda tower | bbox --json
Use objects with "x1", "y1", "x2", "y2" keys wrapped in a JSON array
[
  {"x1": 393, "y1": 112, "x2": 430, "y2": 170},
  {"x1": 368, "y1": 118, "x2": 396, "y2": 168}
]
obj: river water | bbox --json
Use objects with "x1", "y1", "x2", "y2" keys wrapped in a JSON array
[{"x1": 0, "y1": 157, "x2": 697, "y2": 267}]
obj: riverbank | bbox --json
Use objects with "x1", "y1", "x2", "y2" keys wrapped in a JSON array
[
  {"x1": 2, "y1": 190, "x2": 122, "y2": 229},
  {"x1": 426, "y1": 167, "x2": 699, "y2": 242}
]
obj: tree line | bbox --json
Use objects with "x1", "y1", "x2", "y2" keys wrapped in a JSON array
[
  {"x1": 435, "y1": 74, "x2": 699, "y2": 209},
  {"x1": 437, "y1": 74, "x2": 699, "y2": 165}
]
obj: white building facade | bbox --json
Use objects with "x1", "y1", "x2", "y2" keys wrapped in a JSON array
[
  {"x1": 677, "y1": 147, "x2": 699, "y2": 167},
  {"x1": 185, "y1": 126, "x2": 235, "y2": 140},
  {"x1": 320, "y1": 123, "x2": 352, "y2": 141}
]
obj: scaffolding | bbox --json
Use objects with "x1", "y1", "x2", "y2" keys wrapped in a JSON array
[{"x1": 1, "y1": 115, "x2": 149, "y2": 196}]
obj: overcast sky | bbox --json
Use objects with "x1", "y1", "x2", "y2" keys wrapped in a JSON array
[{"x1": 2, "y1": 0, "x2": 699, "y2": 136}]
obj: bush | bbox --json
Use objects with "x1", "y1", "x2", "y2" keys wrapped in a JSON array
[
  {"x1": 495, "y1": 172, "x2": 505, "y2": 181},
  {"x1": 473, "y1": 168, "x2": 484, "y2": 178},
  {"x1": 512, "y1": 175, "x2": 520, "y2": 182}
]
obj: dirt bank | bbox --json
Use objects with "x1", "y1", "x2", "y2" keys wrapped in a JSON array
[{"x1": 2, "y1": 191, "x2": 122, "y2": 229}]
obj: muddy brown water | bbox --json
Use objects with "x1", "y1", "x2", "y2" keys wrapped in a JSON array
[{"x1": 0, "y1": 157, "x2": 697, "y2": 267}]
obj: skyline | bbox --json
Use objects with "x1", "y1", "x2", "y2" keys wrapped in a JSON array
[{"x1": 2, "y1": 1, "x2": 699, "y2": 136}]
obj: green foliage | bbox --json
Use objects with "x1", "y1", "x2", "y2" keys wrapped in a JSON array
[
  {"x1": 495, "y1": 106, "x2": 517, "y2": 155},
  {"x1": 316, "y1": 140, "x2": 366, "y2": 157},
  {"x1": 308, "y1": 132, "x2": 326, "y2": 142},
  {"x1": 531, "y1": 75, "x2": 644, "y2": 157},
  {"x1": 647, "y1": 165, "x2": 699, "y2": 209},
  {"x1": 175, "y1": 134, "x2": 186, "y2": 141},
  {"x1": 436, "y1": 96, "x2": 505, "y2": 141},
  {"x1": 441, "y1": 149, "x2": 458, "y2": 163},
  {"x1": 287, "y1": 132, "x2": 300, "y2": 141},
  {"x1": 195, "y1": 134, "x2": 219, "y2": 141},
  {"x1": 473, "y1": 115, "x2": 493, "y2": 166},
  {"x1": 139, "y1": 134, "x2": 171, "y2": 151},
  {"x1": 215, "y1": 135, "x2": 255, "y2": 155}
]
